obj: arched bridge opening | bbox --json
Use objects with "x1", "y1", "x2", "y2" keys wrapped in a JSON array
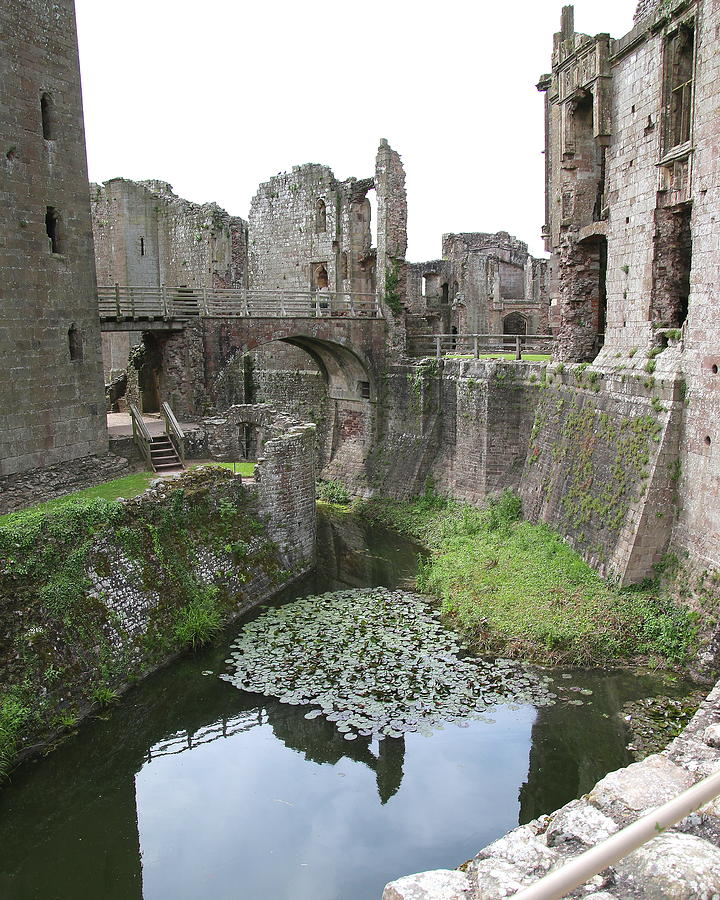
[{"x1": 208, "y1": 326, "x2": 382, "y2": 489}]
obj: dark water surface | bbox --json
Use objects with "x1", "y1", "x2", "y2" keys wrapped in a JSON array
[{"x1": 0, "y1": 510, "x2": 696, "y2": 900}]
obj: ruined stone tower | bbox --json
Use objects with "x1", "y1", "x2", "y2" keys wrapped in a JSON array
[{"x1": 0, "y1": 0, "x2": 107, "y2": 479}]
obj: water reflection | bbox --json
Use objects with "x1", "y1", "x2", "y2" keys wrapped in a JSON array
[{"x1": 0, "y1": 510, "x2": 696, "y2": 900}]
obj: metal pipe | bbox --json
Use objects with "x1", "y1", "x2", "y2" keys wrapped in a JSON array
[{"x1": 509, "y1": 767, "x2": 720, "y2": 900}]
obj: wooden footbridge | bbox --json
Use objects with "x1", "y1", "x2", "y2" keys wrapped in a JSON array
[{"x1": 97, "y1": 285, "x2": 381, "y2": 331}]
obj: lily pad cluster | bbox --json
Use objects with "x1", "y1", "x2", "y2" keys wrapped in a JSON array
[{"x1": 221, "y1": 589, "x2": 557, "y2": 741}]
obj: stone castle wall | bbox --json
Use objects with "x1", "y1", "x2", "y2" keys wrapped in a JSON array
[
  {"x1": 0, "y1": 416, "x2": 316, "y2": 769},
  {"x1": 0, "y1": 0, "x2": 107, "y2": 477},
  {"x1": 372, "y1": 360, "x2": 683, "y2": 584}
]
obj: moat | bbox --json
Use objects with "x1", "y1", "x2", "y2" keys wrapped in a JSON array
[{"x1": 0, "y1": 511, "x2": 696, "y2": 900}]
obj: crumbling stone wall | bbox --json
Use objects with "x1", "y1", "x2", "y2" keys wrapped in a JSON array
[
  {"x1": 375, "y1": 140, "x2": 409, "y2": 351},
  {"x1": 440, "y1": 232, "x2": 549, "y2": 337},
  {"x1": 0, "y1": 454, "x2": 131, "y2": 516},
  {"x1": 0, "y1": 457, "x2": 316, "y2": 769},
  {"x1": 248, "y1": 164, "x2": 375, "y2": 296},
  {"x1": 1, "y1": 0, "x2": 108, "y2": 478},
  {"x1": 92, "y1": 179, "x2": 249, "y2": 383},
  {"x1": 92, "y1": 179, "x2": 248, "y2": 293}
]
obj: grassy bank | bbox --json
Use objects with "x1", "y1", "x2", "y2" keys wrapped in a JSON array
[
  {"x1": 357, "y1": 490, "x2": 697, "y2": 668},
  {"x1": 0, "y1": 469, "x2": 282, "y2": 779}
]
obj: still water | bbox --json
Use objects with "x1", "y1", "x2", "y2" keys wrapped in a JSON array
[{"x1": 0, "y1": 510, "x2": 695, "y2": 900}]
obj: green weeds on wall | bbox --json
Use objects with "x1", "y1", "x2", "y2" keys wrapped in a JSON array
[{"x1": 0, "y1": 470, "x2": 284, "y2": 779}]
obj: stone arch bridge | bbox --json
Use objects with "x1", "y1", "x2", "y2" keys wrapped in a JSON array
[{"x1": 99, "y1": 286, "x2": 390, "y2": 489}]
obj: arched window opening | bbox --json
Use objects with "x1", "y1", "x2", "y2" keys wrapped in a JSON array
[
  {"x1": 41, "y1": 92, "x2": 55, "y2": 140},
  {"x1": 503, "y1": 313, "x2": 528, "y2": 336},
  {"x1": 312, "y1": 263, "x2": 329, "y2": 289},
  {"x1": 315, "y1": 199, "x2": 327, "y2": 233},
  {"x1": 68, "y1": 323, "x2": 83, "y2": 361},
  {"x1": 46, "y1": 206, "x2": 63, "y2": 254},
  {"x1": 441, "y1": 283, "x2": 449, "y2": 304}
]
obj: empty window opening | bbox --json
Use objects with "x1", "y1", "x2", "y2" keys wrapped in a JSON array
[
  {"x1": 68, "y1": 324, "x2": 83, "y2": 361},
  {"x1": 45, "y1": 206, "x2": 63, "y2": 253},
  {"x1": 441, "y1": 283, "x2": 449, "y2": 305},
  {"x1": 503, "y1": 313, "x2": 528, "y2": 336},
  {"x1": 705, "y1": 435, "x2": 712, "y2": 446},
  {"x1": 41, "y1": 92, "x2": 55, "y2": 140},
  {"x1": 239, "y1": 424, "x2": 260, "y2": 460},
  {"x1": 712, "y1": 364, "x2": 718, "y2": 375},
  {"x1": 421, "y1": 276, "x2": 427, "y2": 297},
  {"x1": 664, "y1": 23, "x2": 695, "y2": 150},
  {"x1": 140, "y1": 237, "x2": 145, "y2": 257},
  {"x1": 651, "y1": 205, "x2": 691, "y2": 329},
  {"x1": 312, "y1": 263, "x2": 329, "y2": 290},
  {"x1": 359, "y1": 380, "x2": 371, "y2": 400},
  {"x1": 315, "y1": 199, "x2": 327, "y2": 233}
]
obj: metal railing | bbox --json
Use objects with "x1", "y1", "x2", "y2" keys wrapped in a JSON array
[
  {"x1": 128, "y1": 402, "x2": 153, "y2": 471},
  {"x1": 162, "y1": 401, "x2": 185, "y2": 468},
  {"x1": 97, "y1": 285, "x2": 382, "y2": 321},
  {"x1": 510, "y1": 766, "x2": 720, "y2": 900},
  {"x1": 409, "y1": 333, "x2": 555, "y2": 360}
]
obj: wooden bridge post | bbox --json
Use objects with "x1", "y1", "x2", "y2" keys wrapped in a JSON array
[
  {"x1": 515, "y1": 335, "x2": 522, "y2": 360},
  {"x1": 435, "y1": 335, "x2": 442, "y2": 359},
  {"x1": 473, "y1": 335, "x2": 479, "y2": 359},
  {"x1": 114, "y1": 283, "x2": 121, "y2": 319},
  {"x1": 161, "y1": 284, "x2": 169, "y2": 318}
]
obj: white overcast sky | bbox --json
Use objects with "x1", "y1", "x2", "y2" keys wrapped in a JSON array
[{"x1": 74, "y1": 0, "x2": 636, "y2": 262}]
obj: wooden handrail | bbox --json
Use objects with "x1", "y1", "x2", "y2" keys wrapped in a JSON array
[
  {"x1": 128, "y1": 402, "x2": 153, "y2": 470},
  {"x1": 162, "y1": 401, "x2": 185, "y2": 468}
]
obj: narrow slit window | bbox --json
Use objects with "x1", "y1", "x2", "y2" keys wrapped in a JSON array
[
  {"x1": 140, "y1": 236, "x2": 145, "y2": 256},
  {"x1": 41, "y1": 92, "x2": 55, "y2": 140},
  {"x1": 45, "y1": 206, "x2": 63, "y2": 254},
  {"x1": 68, "y1": 324, "x2": 83, "y2": 361},
  {"x1": 315, "y1": 199, "x2": 327, "y2": 233}
]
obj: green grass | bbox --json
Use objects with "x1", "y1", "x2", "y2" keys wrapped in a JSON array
[
  {"x1": 0, "y1": 472, "x2": 155, "y2": 525},
  {"x1": 358, "y1": 491, "x2": 697, "y2": 667},
  {"x1": 190, "y1": 461, "x2": 256, "y2": 477}
]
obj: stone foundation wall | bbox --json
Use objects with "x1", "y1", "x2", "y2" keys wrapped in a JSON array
[
  {"x1": 0, "y1": 453, "x2": 132, "y2": 516},
  {"x1": 373, "y1": 360, "x2": 682, "y2": 584},
  {"x1": 0, "y1": 424, "x2": 316, "y2": 769},
  {"x1": 383, "y1": 678, "x2": 720, "y2": 900}
]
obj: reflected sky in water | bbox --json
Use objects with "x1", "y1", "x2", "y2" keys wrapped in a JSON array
[{"x1": 0, "y1": 510, "x2": 696, "y2": 900}]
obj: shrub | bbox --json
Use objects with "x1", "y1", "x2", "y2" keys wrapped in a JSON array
[
  {"x1": 174, "y1": 586, "x2": 222, "y2": 650},
  {"x1": 316, "y1": 480, "x2": 351, "y2": 505}
]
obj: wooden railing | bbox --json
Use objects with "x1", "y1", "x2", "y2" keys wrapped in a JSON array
[
  {"x1": 128, "y1": 402, "x2": 153, "y2": 470},
  {"x1": 409, "y1": 333, "x2": 555, "y2": 360},
  {"x1": 162, "y1": 401, "x2": 185, "y2": 468},
  {"x1": 97, "y1": 285, "x2": 381, "y2": 321}
]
